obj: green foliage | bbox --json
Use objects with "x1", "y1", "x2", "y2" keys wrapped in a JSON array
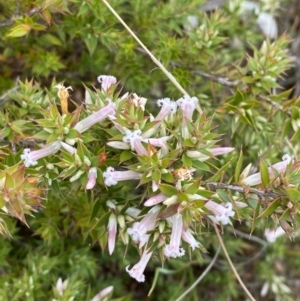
[{"x1": 1, "y1": 0, "x2": 300, "y2": 300}]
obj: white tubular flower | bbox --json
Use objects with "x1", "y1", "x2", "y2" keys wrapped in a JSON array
[
  {"x1": 154, "y1": 98, "x2": 177, "y2": 121},
  {"x1": 205, "y1": 200, "x2": 235, "y2": 225},
  {"x1": 144, "y1": 193, "x2": 169, "y2": 207},
  {"x1": 123, "y1": 129, "x2": 147, "y2": 156},
  {"x1": 103, "y1": 167, "x2": 141, "y2": 186},
  {"x1": 126, "y1": 251, "x2": 153, "y2": 282},
  {"x1": 21, "y1": 141, "x2": 61, "y2": 167},
  {"x1": 74, "y1": 102, "x2": 115, "y2": 133},
  {"x1": 176, "y1": 95, "x2": 198, "y2": 121},
  {"x1": 257, "y1": 12, "x2": 278, "y2": 39},
  {"x1": 164, "y1": 214, "x2": 185, "y2": 258},
  {"x1": 61, "y1": 141, "x2": 77, "y2": 154},
  {"x1": 242, "y1": 155, "x2": 292, "y2": 186},
  {"x1": 86, "y1": 167, "x2": 97, "y2": 190},
  {"x1": 186, "y1": 147, "x2": 234, "y2": 161},
  {"x1": 91, "y1": 286, "x2": 114, "y2": 301},
  {"x1": 107, "y1": 214, "x2": 117, "y2": 255},
  {"x1": 97, "y1": 75, "x2": 117, "y2": 91},
  {"x1": 264, "y1": 226, "x2": 286, "y2": 243},
  {"x1": 127, "y1": 206, "x2": 160, "y2": 248},
  {"x1": 181, "y1": 228, "x2": 200, "y2": 251}
]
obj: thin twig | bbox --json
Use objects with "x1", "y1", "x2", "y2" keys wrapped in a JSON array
[
  {"x1": 193, "y1": 70, "x2": 240, "y2": 87},
  {"x1": 213, "y1": 223, "x2": 257, "y2": 301},
  {"x1": 0, "y1": 6, "x2": 41, "y2": 28},
  {"x1": 174, "y1": 246, "x2": 221, "y2": 301},
  {"x1": 204, "y1": 181, "x2": 283, "y2": 198},
  {"x1": 101, "y1": 0, "x2": 189, "y2": 96},
  {"x1": 258, "y1": 95, "x2": 291, "y2": 117}
]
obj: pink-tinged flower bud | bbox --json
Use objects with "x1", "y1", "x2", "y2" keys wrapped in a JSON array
[
  {"x1": 126, "y1": 251, "x2": 153, "y2": 282},
  {"x1": 107, "y1": 214, "x2": 117, "y2": 255},
  {"x1": 264, "y1": 226, "x2": 286, "y2": 243},
  {"x1": 132, "y1": 93, "x2": 147, "y2": 111},
  {"x1": 152, "y1": 180, "x2": 160, "y2": 192},
  {"x1": 205, "y1": 200, "x2": 235, "y2": 225},
  {"x1": 21, "y1": 141, "x2": 61, "y2": 167},
  {"x1": 91, "y1": 286, "x2": 114, "y2": 301},
  {"x1": 181, "y1": 228, "x2": 199, "y2": 251},
  {"x1": 55, "y1": 278, "x2": 68, "y2": 296},
  {"x1": 164, "y1": 214, "x2": 185, "y2": 258},
  {"x1": 154, "y1": 98, "x2": 177, "y2": 121},
  {"x1": 127, "y1": 206, "x2": 160, "y2": 248},
  {"x1": 144, "y1": 193, "x2": 168, "y2": 207},
  {"x1": 97, "y1": 75, "x2": 117, "y2": 91},
  {"x1": 142, "y1": 136, "x2": 169, "y2": 155},
  {"x1": 56, "y1": 278, "x2": 64, "y2": 296},
  {"x1": 103, "y1": 167, "x2": 141, "y2": 186},
  {"x1": 123, "y1": 129, "x2": 147, "y2": 156},
  {"x1": 242, "y1": 154, "x2": 292, "y2": 186},
  {"x1": 176, "y1": 95, "x2": 198, "y2": 121},
  {"x1": 85, "y1": 89, "x2": 92, "y2": 104},
  {"x1": 186, "y1": 147, "x2": 234, "y2": 161},
  {"x1": 74, "y1": 102, "x2": 115, "y2": 133},
  {"x1": 86, "y1": 167, "x2": 97, "y2": 190}
]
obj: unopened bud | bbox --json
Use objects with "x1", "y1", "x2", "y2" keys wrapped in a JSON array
[
  {"x1": 46, "y1": 163, "x2": 54, "y2": 170},
  {"x1": 84, "y1": 156, "x2": 91, "y2": 166},
  {"x1": 163, "y1": 195, "x2": 178, "y2": 206},
  {"x1": 158, "y1": 221, "x2": 165, "y2": 233},
  {"x1": 65, "y1": 138, "x2": 76, "y2": 145},
  {"x1": 118, "y1": 215, "x2": 125, "y2": 228},
  {"x1": 70, "y1": 170, "x2": 85, "y2": 182}
]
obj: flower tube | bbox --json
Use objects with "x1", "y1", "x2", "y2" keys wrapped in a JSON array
[
  {"x1": 61, "y1": 141, "x2": 77, "y2": 154},
  {"x1": 164, "y1": 214, "x2": 185, "y2": 258},
  {"x1": 154, "y1": 98, "x2": 177, "y2": 121},
  {"x1": 91, "y1": 286, "x2": 114, "y2": 301},
  {"x1": 127, "y1": 206, "x2": 160, "y2": 248},
  {"x1": 126, "y1": 251, "x2": 153, "y2": 282},
  {"x1": 144, "y1": 193, "x2": 168, "y2": 207},
  {"x1": 181, "y1": 228, "x2": 200, "y2": 251},
  {"x1": 205, "y1": 200, "x2": 235, "y2": 225},
  {"x1": 21, "y1": 141, "x2": 61, "y2": 167},
  {"x1": 74, "y1": 102, "x2": 115, "y2": 133},
  {"x1": 186, "y1": 147, "x2": 234, "y2": 161},
  {"x1": 176, "y1": 95, "x2": 198, "y2": 121},
  {"x1": 103, "y1": 167, "x2": 141, "y2": 186},
  {"x1": 242, "y1": 154, "x2": 292, "y2": 186}
]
